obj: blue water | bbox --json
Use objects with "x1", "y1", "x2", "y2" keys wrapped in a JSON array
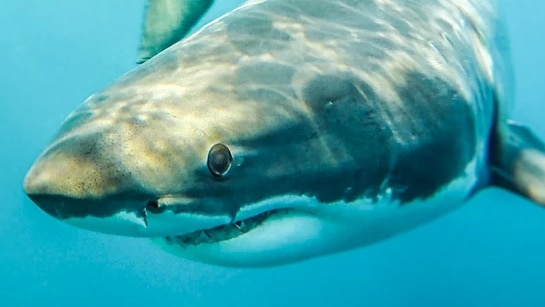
[{"x1": 1, "y1": 1, "x2": 544, "y2": 306}]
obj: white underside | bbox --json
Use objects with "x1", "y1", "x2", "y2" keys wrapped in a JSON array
[{"x1": 153, "y1": 159, "x2": 481, "y2": 267}]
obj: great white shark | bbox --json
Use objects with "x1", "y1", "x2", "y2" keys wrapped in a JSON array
[{"x1": 23, "y1": 0, "x2": 545, "y2": 267}]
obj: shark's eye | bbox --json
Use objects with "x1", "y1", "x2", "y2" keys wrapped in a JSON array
[{"x1": 207, "y1": 143, "x2": 233, "y2": 177}]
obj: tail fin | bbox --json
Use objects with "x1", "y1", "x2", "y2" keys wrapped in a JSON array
[{"x1": 491, "y1": 120, "x2": 545, "y2": 206}]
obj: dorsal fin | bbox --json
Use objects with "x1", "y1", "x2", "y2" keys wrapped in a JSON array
[
  {"x1": 137, "y1": 0, "x2": 215, "y2": 64},
  {"x1": 491, "y1": 120, "x2": 545, "y2": 206}
]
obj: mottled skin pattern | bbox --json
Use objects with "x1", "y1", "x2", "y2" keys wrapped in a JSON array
[{"x1": 24, "y1": 0, "x2": 517, "y2": 266}]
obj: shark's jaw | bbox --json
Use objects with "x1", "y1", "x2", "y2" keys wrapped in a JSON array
[
  {"x1": 151, "y1": 171, "x2": 477, "y2": 268},
  {"x1": 151, "y1": 196, "x2": 448, "y2": 268}
]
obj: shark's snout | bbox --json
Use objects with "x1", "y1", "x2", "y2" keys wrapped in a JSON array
[
  {"x1": 23, "y1": 136, "x2": 156, "y2": 236},
  {"x1": 23, "y1": 133, "x2": 230, "y2": 238}
]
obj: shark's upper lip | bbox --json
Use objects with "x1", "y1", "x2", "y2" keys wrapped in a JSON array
[{"x1": 25, "y1": 192, "x2": 150, "y2": 221}]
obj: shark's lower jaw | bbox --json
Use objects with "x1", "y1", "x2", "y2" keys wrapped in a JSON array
[
  {"x1": 166, "y1": 209, "x2": 286, "y2": 245},
  {"x1": 152, "y1": 195, "x2": 445, "y2": 268}
]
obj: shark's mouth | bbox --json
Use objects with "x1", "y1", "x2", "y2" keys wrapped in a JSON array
[{"x1": 165, "y1": 209, "x2": 284, "y2": 245}]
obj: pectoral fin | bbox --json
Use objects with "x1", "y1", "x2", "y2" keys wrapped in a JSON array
[
  {"x1": 137, "y1": 0, "x2": 214, "y2": 63},
  {"x1": 491, "y1": 120, "x2": 545, "y2": 206}
]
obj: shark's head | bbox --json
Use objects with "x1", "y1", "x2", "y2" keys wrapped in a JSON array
[
  {"x1": 28, "y1": 45, "x2": 408, "y2": 265},
  {"x1": 22, "y1": 42, "x2": 481, "y2": 266}
]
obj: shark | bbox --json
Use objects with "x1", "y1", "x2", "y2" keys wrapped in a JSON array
[{"x1": 23, "y1": 0, "x2": 545, "y2": 267}]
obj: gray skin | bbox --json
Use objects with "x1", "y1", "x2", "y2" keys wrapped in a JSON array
[{"x1": 23, "y1": 0, "x2": 545, "y2": 267}]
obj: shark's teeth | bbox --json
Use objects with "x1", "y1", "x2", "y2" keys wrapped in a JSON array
[
  {"x1": 198, "y1": 230, "x2": 210, "y2": 242},
  {"x1": 233, "y1": 220, "x2": 245, "y2": 231},
  {"x1": 166, "y1": 209, "x2": 279, "y2": 245}
]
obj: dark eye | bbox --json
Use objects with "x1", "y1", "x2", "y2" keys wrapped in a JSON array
[{"x1": 207, "y1": 143, "x2": 233, "y2": 177}]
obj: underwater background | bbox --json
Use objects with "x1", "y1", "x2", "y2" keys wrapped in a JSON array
[{"x1": 1, "y1": 1, "x2": 544, "y2": 306}]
